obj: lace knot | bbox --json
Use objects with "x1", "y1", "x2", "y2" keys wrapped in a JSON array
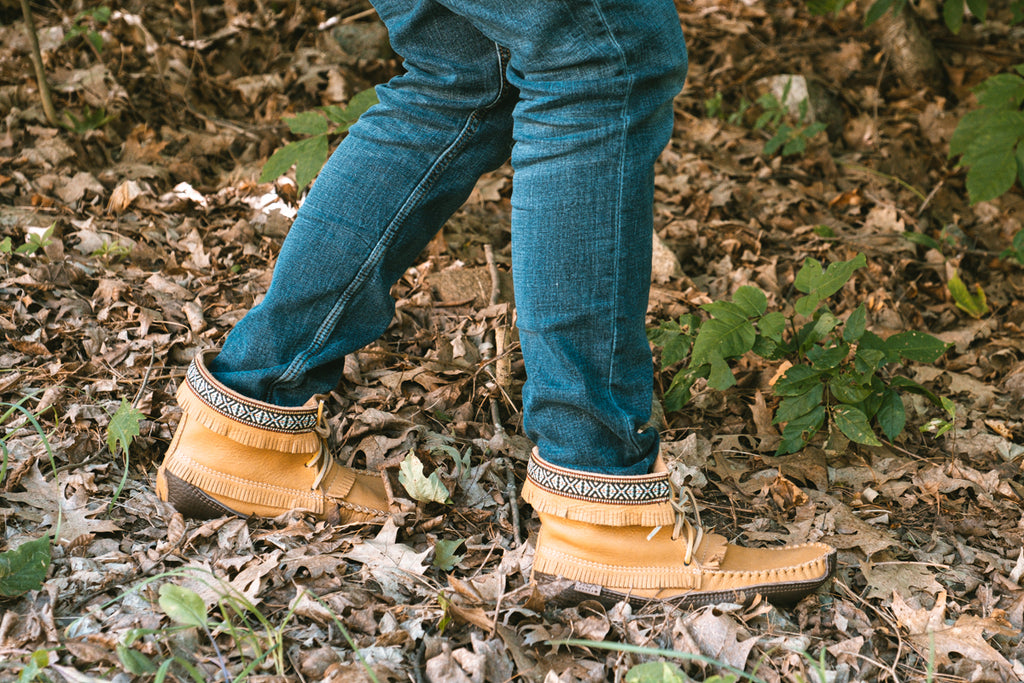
[
  {"x1": 305, "y1": 399, "x2": 335, "y2": 490},
  {"x1": 668, "y1": 482, "x2": 704, "y2": 565}
]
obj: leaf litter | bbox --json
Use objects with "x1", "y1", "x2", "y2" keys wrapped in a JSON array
[{"x1": 1, "y1": 0, "x2": 1024, "y2": 681}]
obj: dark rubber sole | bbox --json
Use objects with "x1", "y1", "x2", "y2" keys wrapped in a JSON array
[{"x1": 163, "y1": 470, "x2": 246, "y2": 520}]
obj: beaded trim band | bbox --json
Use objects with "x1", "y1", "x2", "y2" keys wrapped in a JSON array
[
  {"x1": 186, "y1": 356, "x2": 318, "y2": 433},
  {"x1": 526, "y1": 454, "x2": 670, "y2": 505}
]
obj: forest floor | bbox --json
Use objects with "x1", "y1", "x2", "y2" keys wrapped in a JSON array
[{"x1": 1, "y1": 0, "x2": 1024, "y2": 681}]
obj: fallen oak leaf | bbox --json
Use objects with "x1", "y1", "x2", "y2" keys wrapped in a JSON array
[
  {"x1": 2, "y1": 464, "x2": 121, "y2": 544},
  {"x1": 891, "y1": 591, "x2": 1017, "y2": 671}
]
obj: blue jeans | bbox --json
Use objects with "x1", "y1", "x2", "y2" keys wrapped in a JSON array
[{"x1": 209, "y1": 0, "x2": 687, "y2": 475}]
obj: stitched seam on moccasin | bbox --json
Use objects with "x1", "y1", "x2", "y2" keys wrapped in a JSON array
[
  {"x1": 539, "y1": 548, "x2": 702, "y2": 575},
  {"x1": 174, "y1": 455, "x2": 321, "y2": 502}
]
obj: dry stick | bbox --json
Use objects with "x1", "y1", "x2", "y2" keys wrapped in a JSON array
[{"x1": 20, "y1": 0, "x2": 59, "y2": 126}]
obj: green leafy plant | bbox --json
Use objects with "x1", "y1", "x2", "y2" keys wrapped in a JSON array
[
  {"x1": 63, "y1": 105, "x2": 115, "y2": 134},
  {"x1": 705, "y1": 92, "x2": 750, "y2": 125},
  {"x1": 949, "y1": 64, "x2": 1024, "y2": 204},
  {"x1": 91, "y1": 239, "x2": 131, "y2": 263},
  {"x1": 112, "y1": 571, "x2": 304, "y2": 682},
  {"x1": 649, "y1": 254, "x2": 952, "y2": 454},
  {"x1": 754, "y1": 79, "x2": 828, "y2": 157},
  {"x1": 259, "y1": 87, "x2": 379, "y2": 193},
  {"x1": 14, "y1": 649, "x2": 52, "y2": 683},
  {"x1": 64, "y1": 6, "x2": 112, "y2": 53},
  {"x1": 3, "y1": 224, "x2": 55, "y2": 256},
  {"x1": 806, "y1": 0, "x2": 1015, "y2": 33},
  {"x1": 107, "y1": 398, "x2": 144, "y2": 511},
  {"x1": 946, "y1": 271, "x2": 989, "y2": 318},
  {"x1": 0, "y1": 394, "x2": 56, "y2": 600},
  {"x1": 0, "y1": 535, "x2": 51, "y2": 598},
  {"x1": 1001, "y1": 229, "x2": 1024, "y2": 265}
]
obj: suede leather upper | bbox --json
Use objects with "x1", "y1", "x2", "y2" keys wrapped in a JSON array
[
  {"x1": 522, "y1": 450, "x2": 836, "y2": 607},
  {"x1": 156, "y1": 350, "x2": 388, "y2": 523}
]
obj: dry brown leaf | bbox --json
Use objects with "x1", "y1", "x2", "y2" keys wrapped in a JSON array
[
  {"x1": 862, "y1": 561, "x2": 944, "y2": 600},
  {"x1": 2, "y1": 464, "x2": 121, "y2": 544},
  {"x1": 891, "y1": 591, "x2": 1017, "y2": 670}
]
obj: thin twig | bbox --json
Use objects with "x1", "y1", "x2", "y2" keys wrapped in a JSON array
[
  {"x1": 341, "y1": 7, "x2": 378, "y2": 24},
  {"x1": 20, "y1": 0, "x2": 59, "y2": 126},
  {"x1": 505, "y1": 461, "x2": 521, "y2": 547}
]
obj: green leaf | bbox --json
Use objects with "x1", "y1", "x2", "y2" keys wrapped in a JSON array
[
  {"x1": 975, "y1": 73, "x2": 1024, "y2": 109},
  {"x1": 259, "y1": 135, "x2": 330, "y2": 192},
  {"x1": 118, "y1": 645, "x2": 158, "y2": 675},
  {"x1": 625, "y1": 661, "x2": 689, "y2": 683},
  {"x1": 0, "y1": 535, "x2": 51, "y2": 597},
  {"x1": 877, "y1": 388, "x2": 907, "y2": 439},
  {"x1": 777, "y1": 405, "x2": 826, "y2": 454},
  {"x1": 285, "y1": 111, "x2": 329, "y2": 136},
  {"x1": 943, "y1": 0, "x2": 964, "y2": 33},
  {"x1": 865, "y1": 0, "x2": 898, "y2": 25},
  {"x1": 690, "y1": 313, "x2": 756, "y2": 367},
  {"x1": 947, "y1": 271, "x2": 989, "y2": 317},
  {"x1": 432, "y1": 539, "x2": 464, "y2": 571},
  {"x1": 965, "y1": 143, "x2": 1021, "y2": 204},
  {"x1": 324, "y1": 87, "x2": 379, "y2": 127},
  {"x1": 773, "y1": 364, "x2": 823, "y2": 397},
  {"x1": 793, "y1": 254, "x2": 867, "y2": 316},
  {"x1": 883, "y1": 330, "x2": 952, "y2": 363},
  {"x1": 807, "y1": 342, "x2": 849, "y2": 371},
  {"x1": 902, "y1": 231, "x2": 943, "y2": 250},
  {"x1": 757, "y1": 311, "x2": 786, "y2": 342},
  {"x1": 829, "y1": 374, "x2": 873, "y2": 404},
  {"x1": 889, "y1": 375, "x2": 945, "y2": 407},
  {"x1": 158, "y1": 584, "x2": 208, "y2": 628},
  {"x1": 398, "y1": 452, "x2": 451, "y2": 504},
  {"x1": 706, "y1": 354, "x2": 736, "y2": 390},
  {"x1": 664, "y1": 366, "x2": 707, "y2": 411},
  {"x1": 733, "y1": 286, "x2": 767, "y2": 317},
  {"x1": 965, "y1": 0, "x2": 988, "y2": 23},
  {"x1": 797, "y1": 311, "x2": 840, "y2": 353},
  {"x1": 833, "y1": 405, "x2": 882, "y2": 446},
  {"x1": 107, "y1": 399, "x2": 143, "y2": 455},
  {"x1": 843, "y1": 304, "x2": 868, "y2": 342},
  {"x1": 294, "y1": 135, "x2": 331, "y2": 193},
  {"x1": 773, "y1": 383, "x2": 825, "y2": 424}
]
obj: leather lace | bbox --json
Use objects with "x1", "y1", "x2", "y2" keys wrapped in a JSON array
[
  {"x1": 648, "y1": 481, "x2": 704, "y2": 565},
  {"x1": 304, "y1": 400, "x2": 335, "y2": 491}
]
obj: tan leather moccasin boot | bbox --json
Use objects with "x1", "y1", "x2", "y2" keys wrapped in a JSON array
[
  {"x1": 155, "y1": 349, "x2": 388, "y2": 523},
  {"x1": 521, "y1": 450, "x2": 835, "y2": 609}
]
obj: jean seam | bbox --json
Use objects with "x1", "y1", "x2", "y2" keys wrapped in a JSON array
[{"x1": 270, "y1": 78, "x2": 508, "y2": 396}]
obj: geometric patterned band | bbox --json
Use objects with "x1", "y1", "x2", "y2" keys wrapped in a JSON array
[
  {"x1": 526, "y1": 454, "x2": 671, "y2": 505},
  {"x1": 186, "y1": 355, "x2": 318, "y2": 433}
]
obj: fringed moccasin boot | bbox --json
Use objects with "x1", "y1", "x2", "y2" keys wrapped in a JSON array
[
  {"x1": 155, "y1": 349, "x2": 388, "y2": 523},
  {"x1": 521, "y1": 450, "x2": 836, "y2": 609}
]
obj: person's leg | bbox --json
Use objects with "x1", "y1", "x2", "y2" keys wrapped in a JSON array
[
  {"x1": 156, "y1": 0, "x2": 516, "y2": 521},
  {"x1": 437, "y1": 0, "x2": 836, "y2": 606},
  {"x1": 211, "y1": 1, "x2": 516, "y2": 405}
]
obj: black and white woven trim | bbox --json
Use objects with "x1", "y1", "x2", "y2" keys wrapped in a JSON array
[
  {"x1": 527, "y1": 455, "x2": 671, "y2": 505},
  {"x1": 186, "y1": 359, "x2": 318, "y2": 433}
]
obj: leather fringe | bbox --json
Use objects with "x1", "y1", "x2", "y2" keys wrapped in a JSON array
[
  {"x1": 322, "y1": 460, "x2": 357, "y2": 499},
  {"x1": 177, "y1": 382, "x2": 321, "y2": 454},
  {"x1": 522, "y1": 479, "x2": 676, "y2": 527},
  {"x1": 532, "y1": 549, "x2": 701, "y2": 590},
  {"x1": 163, "y1": 455, "x2": 324, "y2": 516}
]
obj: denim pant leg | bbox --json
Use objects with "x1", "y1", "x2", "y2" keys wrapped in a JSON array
[
  {"x1": 441, "y1": 0, "x2": 688, "y2": 474},
  {"x1": 209, "y1": 2, "x2": 515, "y2": 404}
]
